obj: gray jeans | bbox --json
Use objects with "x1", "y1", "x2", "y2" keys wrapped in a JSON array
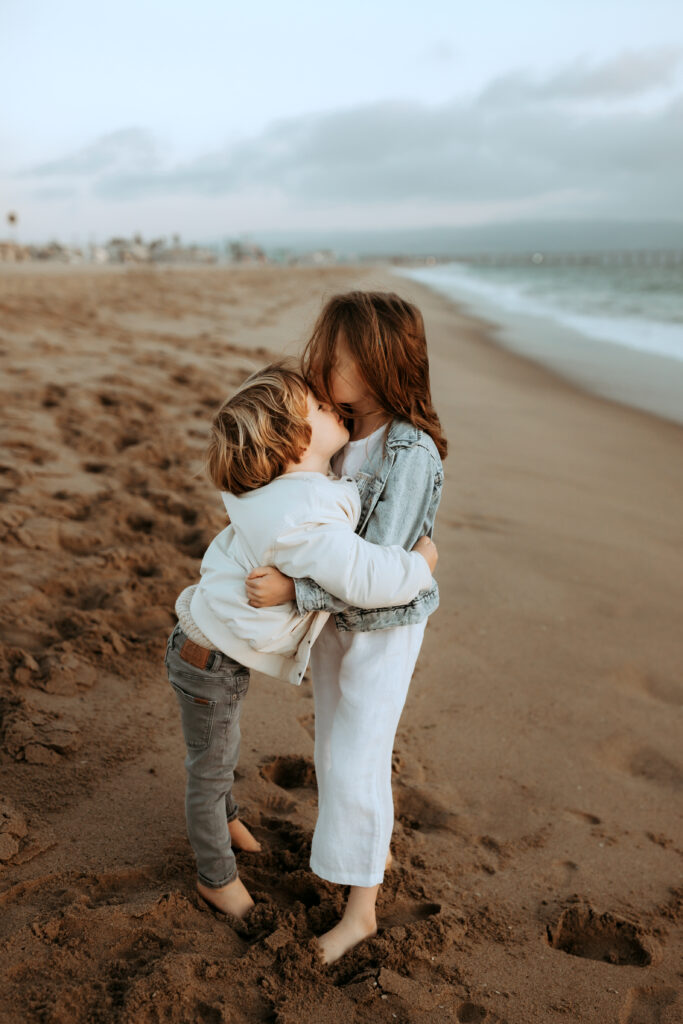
[{"x1": 165, "y1": 624, "x2": 250, "y2": 888}]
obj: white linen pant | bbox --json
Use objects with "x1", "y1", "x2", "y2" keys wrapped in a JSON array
[{"x1": 309, "y1": 616, "x2": 427, "y2": 887}]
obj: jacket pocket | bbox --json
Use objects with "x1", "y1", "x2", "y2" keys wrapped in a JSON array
[
  {"x1": 354, "y1": 471, "x2": 374, "y2": 501},
  {"x1": 356, "y1": 473, "x2": 383, "y2": 534},
  {"x1": 170, "y1": 681, "x2": 217, "y2": 750}
]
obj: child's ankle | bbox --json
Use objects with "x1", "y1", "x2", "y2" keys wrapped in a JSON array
[{"x1": 347, "y1": 908, "x2": 376, "y2": 930}]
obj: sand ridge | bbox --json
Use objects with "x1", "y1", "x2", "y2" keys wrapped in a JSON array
[{"x1": 0, "y1": 265, "x2": 681, "y2": 1023}]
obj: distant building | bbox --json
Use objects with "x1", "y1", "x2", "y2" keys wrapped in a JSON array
[
  {"x1": 105, "y1": 237, "x2": 151, "y2": 263},
  {"x1": 0, "y1": 241, "x2": 31, "y2": 262},
  {"x1": 0, "y1": 240, "x2": 85, "y2": 262},
  {"x1": 0, "y1": 234, "x2": 219, "y2": 265},
  {"x1": 226, "y1": 240, "x2": 267, "y2": 264}
]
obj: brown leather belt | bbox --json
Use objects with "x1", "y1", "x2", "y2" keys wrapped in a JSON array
[{"x1": 179, "y1": 637, "x2": 214, "y2": 670}]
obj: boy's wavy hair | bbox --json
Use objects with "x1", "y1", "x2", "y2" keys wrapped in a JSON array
[
  {"x1": 302, "y1": 291, "x2": 447, "y2": 459},
  {"x1": 206, "y1": 363, "x2": 311, "y2": 495}
]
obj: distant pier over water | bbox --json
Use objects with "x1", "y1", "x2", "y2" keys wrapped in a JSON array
[{"x1": 398, "y1": 249, "x2": 683, "y2": 268}]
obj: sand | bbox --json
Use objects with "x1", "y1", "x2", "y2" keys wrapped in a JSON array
[{"x1": 0, "y1": 263, "x2": 681, "y2": 1024}]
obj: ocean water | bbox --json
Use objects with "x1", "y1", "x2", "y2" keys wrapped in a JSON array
[{"x1": 395, "y1": 261, "x2": 683, "y2": 424}]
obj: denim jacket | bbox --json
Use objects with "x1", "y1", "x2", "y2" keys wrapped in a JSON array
[{"x1": 294, "y1": 418, "x2": 444, "y2": 631}]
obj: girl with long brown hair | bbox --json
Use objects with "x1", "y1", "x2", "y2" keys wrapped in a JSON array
[{"x1": 246, "y1": 291, "x2": 446, "y2": 963}]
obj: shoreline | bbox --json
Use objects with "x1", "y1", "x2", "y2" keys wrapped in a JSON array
[
  {"x1": 394, "y1": 265, "x2": 683, "y2": 428},
  {"x1": 1, "y1": 264, "x2": 681, "y2": 1024}
]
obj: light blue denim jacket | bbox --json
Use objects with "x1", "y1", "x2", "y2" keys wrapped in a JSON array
[{"x1": 294, "y1": 418, "x2": 444, "y2": 632}]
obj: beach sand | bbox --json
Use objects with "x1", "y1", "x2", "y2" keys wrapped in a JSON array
[{"x1": 0, "y1": 264, "x2": 681, "y2": 1024}]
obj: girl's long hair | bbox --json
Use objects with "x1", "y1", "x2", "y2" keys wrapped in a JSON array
[{"x1": 302, "y1": 291, "x2": 447, "y2": 459}]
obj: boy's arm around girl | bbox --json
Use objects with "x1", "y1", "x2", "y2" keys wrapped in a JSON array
[{"x1": 294, "y1": 438, "x2": 444, "y2": 615}]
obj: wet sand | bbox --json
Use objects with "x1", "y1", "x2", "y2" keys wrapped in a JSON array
[{"x1": 0, "y1": 264, "x2": 681, "y2": 1024}]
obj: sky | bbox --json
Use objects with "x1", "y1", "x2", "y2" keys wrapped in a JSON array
[{"x1": 1, "y1": 0, "x2": 682, "y2": 243}]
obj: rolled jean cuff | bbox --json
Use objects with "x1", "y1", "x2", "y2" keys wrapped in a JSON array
[
  {"x1": 226, "y1": 801, "x2": 239, "y2": 823},
  {"x1": 197, "y1": 864, "x2": 238, "y2": 889}
]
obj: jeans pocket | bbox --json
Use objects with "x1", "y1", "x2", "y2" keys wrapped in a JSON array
[
  {"x1": 164, "y1": 625, "x2": 181, "y2": 667},
  {"x1": 170, "y1": 681, "x2": 217, "y2": 750},
  {"x1": 233, "y1": 671, "x2": 250, "y2": 699}
]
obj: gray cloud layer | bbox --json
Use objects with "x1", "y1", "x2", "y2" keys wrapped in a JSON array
[
  {"x1": 21, "y1": 49, "x2": 683, "y2": 219},
  {"x1": 480, "y1": 47, "x2": 682, "y2": 104},
  {"x1": 29, "y1": 128, "x2": 161, "y2": 179}
]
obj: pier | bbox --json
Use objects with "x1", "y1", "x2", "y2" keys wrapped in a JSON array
[{"x1": 431, "y1": 249, "x2": 683, "y2": 268}]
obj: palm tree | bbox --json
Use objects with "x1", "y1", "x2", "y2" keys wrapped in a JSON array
[{"x1": 6, "y1": 211, "x2": 18, "y2": 247}]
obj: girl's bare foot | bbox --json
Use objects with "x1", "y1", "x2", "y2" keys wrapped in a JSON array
[
  {"x1": 385, "y1": 849, "x2": 393, "y2": 871},
  {"x1": 197, "y1": 876, "x2": 254, "y2": 918},
  {"x1": 228, "y1": 818, "x2": 262, "y2": 852},
  {"x1": 317, "y1": 883, "x2": 380, "y2": 964},
  {"x1": 317, "y1": 914, "x2": 377, "y2": 965}
]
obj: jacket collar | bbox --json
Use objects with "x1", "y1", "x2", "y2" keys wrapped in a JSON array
[{"x1": 386, "y1": 418, "x2": 421, "y2": 448}]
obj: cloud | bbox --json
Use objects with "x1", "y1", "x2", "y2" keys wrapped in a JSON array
[
  {"x1": 28, "y1": 128, "x2": 161, "y2": 178},
  {"x1": 553, "y1": 47, "x2": 682, "y2": 98},
  {"x1": 19, "y1": 50, "x2": 683, "y2": 222},
  {"x1": 480, "y1": 47, "x2": 682, "y2": 105}
]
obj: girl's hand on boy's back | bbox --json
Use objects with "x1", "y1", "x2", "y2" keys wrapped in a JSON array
[
  {"x1": 412, "y1": 536, "x2": 438, "y2": 574},
  {"x1": 246, "y1": 566, "x2": 295, "y2": 607}
]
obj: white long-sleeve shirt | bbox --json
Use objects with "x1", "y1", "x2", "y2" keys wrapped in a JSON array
[{"x1": 181, "y1": 471, "x2": 432, "y2": 685}]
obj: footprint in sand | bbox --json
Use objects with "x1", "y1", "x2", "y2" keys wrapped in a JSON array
[
  {"x1": 41, "y1": 383, "x2": 67, "y2": 408},
  {"x1": 115, "y1": 430, "x2": 142, "y2": 452},
  {"x1": 563, "y1": 808, "x2": 602, "y2": 826},
  {"x1": 380, "y1": 898, "x2": 442, "y2": 930},
  {"x1": 260, "y1": 754, "x2": 317, "y2": 792},
  {"x1": 260, "y1": 791, "x2": 298, "y2": 815},
  {"x1": 93, "y1": 867, "x2": 161, "y2": 902},
  {"x1": 619, "y1": 984, "x2": 679, "y2": 1024},
  {"x1": 82, "y1": 461, "x2": 109, "y2": 475},
  {"x1": 599, "y1": 737, "x2": 683, "y2": 791},
  {"x1": 456, "y1": 1003, "x2": 488, "y2": 1023},
  {"x1": 625, "y1": 748, "x2": 683, "y2": 790},
  {"x1": 175, "y1": 526, "x2": 210, "y2": 559},
  {"x1": 244, "y1": 816, "x2": 316, "y2": 905},
  {"x1": 546, "y1": 903, "x2": 652, "y2": 966},
  {"x1": 126, "y1": 512, "x2": 156, "y2": 535},
  {"x1": 549, "y1": 859, "x2": 580, "y2": 886},
  {"x1": 608, "y1": 664, "x2": 683, "y2": 709},
  {"x1": 143, "y1": 489, "x2": 199, "y2": 525},
  {"x1": 394, "y1": 783, "x2": 460, "y2": 833}
]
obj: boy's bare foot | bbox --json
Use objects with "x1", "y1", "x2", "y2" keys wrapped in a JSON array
[
  {"x1": 197, "y1": 876, "x2": 254, "y2": 918},
  {"x1": 228, "y1": 818, "x2": 262, "y2": 852},
  {"x1": 317, "y1": 914, "x2": 378, "y2": 965}
]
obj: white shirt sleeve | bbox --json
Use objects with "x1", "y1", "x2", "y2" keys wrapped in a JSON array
[{"x1": 270, "y1": 498, "x2": 433, "y2": 610}]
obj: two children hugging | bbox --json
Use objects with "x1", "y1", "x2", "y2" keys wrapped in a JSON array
[{"x1": 166, "y1": 290, "x2": 447, "y2": 964}]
